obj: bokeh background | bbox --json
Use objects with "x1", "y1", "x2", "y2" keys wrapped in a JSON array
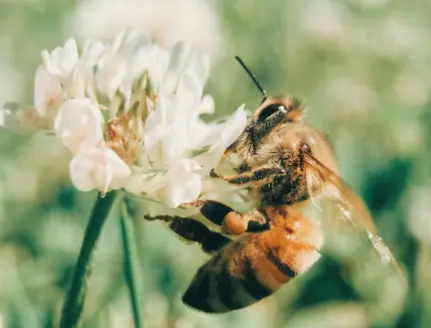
[{"x1": 0, "y1": 0, "x2": 430, "y2": 327}]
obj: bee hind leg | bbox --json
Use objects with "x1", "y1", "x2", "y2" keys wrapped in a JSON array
[
  {"x1": 144, "y1": 214, "x2": 230, "y2": 254},
  {"x1": 201, "y1": 201, "x2": 270, "y2": 236},
  {"x1": 200, "y1": 200, "x2": 233, "y2": 226},
  {"x1": 169, "y1": 217, "x2": 231, "y2": 254}
]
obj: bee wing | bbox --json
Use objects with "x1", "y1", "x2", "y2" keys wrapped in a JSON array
[{"x1": 304, "y1": 153, "x2": 403, "y2": 275}]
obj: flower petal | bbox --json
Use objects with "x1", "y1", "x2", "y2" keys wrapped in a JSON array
[
  {"x1": 65, "y1": 63, "x2": 90, "y2": 100},
  {"x1": 125, "y1": 169, "x2": 169, "y2": 198},
  {"x1": 163, "y1": 41, "x2": 210, "y2": 93},
  {"x1": 143, "y1": 96, "x2": 170, "y2": 151},
  {"x1": 125, "y1": 159, "x2": 202, "y2": 208},
  {"x1": 123, "y1": 45, "x2": 169, "y2": 108},
  {"x1": 176, "y1": 71, "x2": 204, "y2": 110},
  {"x1": 0, "y1": 102, "x2": 51, "y2": 133},
  {"x1": 143, "y1": 95, "x2": 189, "y2": 165},
  {"x1": 42, "y1": 38, "x2": 79, "y2": 80},
  {"x1": 193, "y1": 104, "x2": 248, "y2": 169},
  {"x1": 197, "y1": 94, "x2": 215, "y2": 115},
  {"x1": 145, "y1": 46, "x2": 170, "y2": 92},
  {"x1": 34, "y1": 65, "x2": 63, "y2": 117},
  {"x1": 218, "y1": 104, "x2": 248, "y2": 148},
  {"x1": 69, "y1": 151, "x2": 97, "y2": 192},
  {"x1": 69, "y1": 146, "x2": 131, "y2": 193},
  {"x1": 54, "y1": 99, "x2": 104, "y2": 154},
  {"x1": 65, "y1": 40, "x2": 106, "y2": 99},
  {"x1": 164, "y1": 159, "x2": 202, "y2": 207},
  {"x1": 96, "y1": 50, "x2": 127, "y2": 99},
  {"x1": 82, "y1": 39, "x2": 107, "y2": 65},
  {"x1": 97, "y1": 29, "x2": 150, "y2": 100},
  {"x1": 112, "y1": 28, "x2": 149, "y2": 54}
]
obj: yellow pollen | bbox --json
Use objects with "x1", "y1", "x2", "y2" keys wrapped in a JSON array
[{"x1": 105, "y1": 112, "x2": 143, "y2": 164}]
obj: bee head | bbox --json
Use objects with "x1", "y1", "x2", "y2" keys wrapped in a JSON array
[{"x1": 223, "y1": 57, "x2": 304, "y2": 162}]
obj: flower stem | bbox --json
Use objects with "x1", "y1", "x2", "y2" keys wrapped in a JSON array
[
  {"x1": 120, "y1": 199, "x2": 144, "y2": 328},
  {"x1": 60, "y1": 190, "x2": 118, "y2": 328}
]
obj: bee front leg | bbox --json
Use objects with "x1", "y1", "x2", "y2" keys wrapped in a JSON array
[
  {"x1": 253, "y1": 107, "x2": 289, "y2": 140},
  {"x1": 210, "y1": 166, "x2": 285, "y2": 185}
]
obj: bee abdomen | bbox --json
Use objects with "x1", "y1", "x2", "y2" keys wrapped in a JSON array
[
  {"x1": 182, "y1": 256, "x2": 238, "y2": 313},
  {"x1": 182, "y1": 240, "x2": 299, "y2": 313}
]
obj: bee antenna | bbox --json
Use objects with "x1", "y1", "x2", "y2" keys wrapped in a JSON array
[{"x1": 235, "y1": 56, "x2": 267, "y2": 102}]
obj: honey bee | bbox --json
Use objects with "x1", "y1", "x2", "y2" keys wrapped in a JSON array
[{"x1": 144, "y1": 57, "x2": 402, "y2": 313}]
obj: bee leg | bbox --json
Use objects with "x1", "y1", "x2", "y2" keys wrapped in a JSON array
[
  {"x1": 221, "y1": 209, "x2": 270, "y2": 235},
  {"x1": 227, "y1": 108, "x2": 289, "y2": 155},
  {"x1": 144, "y1": 214, "x2": 230, "y2": 254},
  {"x1": 143, "y1": 214, "x2": 173, "y2": 222},
  {"x1": 200, "y1": 201, "x2": 270, "y2": 236},
  {"x1": 200, "y1": 200, "x2": 233, "y2": 226},
  {"x1": 210, "y1": 166, "x2": 285, "y2": 185},
  {"x1": 170, "y1": 218, "x2": 231, "y2": 254},
  {"x1": 252, "y1": 107, "x2": 289, "y2": 140}
]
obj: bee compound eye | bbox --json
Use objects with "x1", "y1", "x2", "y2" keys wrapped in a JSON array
[{"x1": 257, "y1": 103, "x2": 287, "y2": 122}]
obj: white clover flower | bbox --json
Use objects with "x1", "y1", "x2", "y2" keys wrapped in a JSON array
[{"x1": 1, "y1": 28, "x2": 248, "y2": 207}]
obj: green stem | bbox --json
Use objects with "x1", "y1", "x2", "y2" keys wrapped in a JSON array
[
  {"x1": 120, "y1": 199, "x2": 144, "y2": 328},
  {"x1": 60, "y1": 190, "x2": 118, "y2": 328}
]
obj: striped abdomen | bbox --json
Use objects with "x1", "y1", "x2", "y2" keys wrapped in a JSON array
[{"x1": 182, "y1": 210, "x2": 323, "y2": 313}]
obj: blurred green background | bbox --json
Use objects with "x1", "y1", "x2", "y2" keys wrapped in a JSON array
[{"x1": 0, "y1": 0, "x2": 430, "y2": 327}]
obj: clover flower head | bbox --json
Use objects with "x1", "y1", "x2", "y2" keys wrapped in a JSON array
[{"x1": 1, "y1": 28, "x2": 248, "y2": 207}]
